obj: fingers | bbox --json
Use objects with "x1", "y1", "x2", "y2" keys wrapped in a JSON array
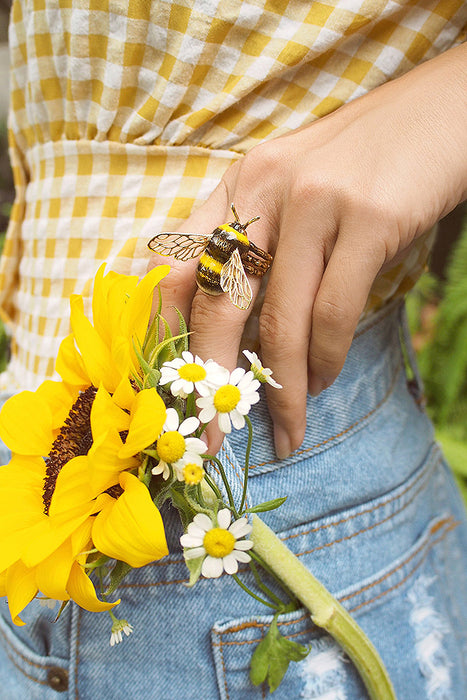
[
  {"x1": 258, "y1": 200, "x2": 329, "y2": 459},
  {"x1": 148, "y1": 182, "x2": 230, "y2": 333},
  {"x1": 307, "y1": 223, "x2": 387, "y2": 396}
]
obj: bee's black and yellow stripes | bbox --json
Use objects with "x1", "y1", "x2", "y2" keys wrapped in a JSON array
[{"x1": 196, "y1": 224, "x2": 249, "y2": 295}]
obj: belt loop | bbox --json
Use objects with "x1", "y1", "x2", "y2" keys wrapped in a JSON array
[{"x1": 399, "y1": 303, "x2": 426, "y2": 409}]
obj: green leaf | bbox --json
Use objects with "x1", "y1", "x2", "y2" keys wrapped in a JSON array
[
  {"x1": 245, "y1": 497, "x2": 287, "y2": 514},
  {"x1": 250, "y1": 616, "x2": 310, "y2": 692},
  {"x1": 53, "y1": 600, "x2": 69, "y2": 623},
  {"x1": 184, "y1": 554, "x2": 205, "y2": 587},
  {"x1": 106, "y1": 560, "x2": 133, "y2": 596}
]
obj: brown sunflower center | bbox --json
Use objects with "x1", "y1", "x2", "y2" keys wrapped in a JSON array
[{"x1": 42, "y1": 385, "x2": 97, "y2": 515}]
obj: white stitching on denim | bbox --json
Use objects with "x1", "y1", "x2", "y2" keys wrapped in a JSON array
[
  {"x1": 408, "y1": 576, "x2": 452, "y2": 700},
  {"x1": 298, "y1": 638, "x2": 348, "y2": 699}
]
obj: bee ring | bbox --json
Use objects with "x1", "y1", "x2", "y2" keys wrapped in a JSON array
[{"x1": 147, "y1": 204, "x2": 273, "y2": 310}]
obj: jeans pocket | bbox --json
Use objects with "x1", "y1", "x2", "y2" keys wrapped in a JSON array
[
  {"x1": 0, "y1": 611, "x2": 70, "y2": 699},
  {"x1": 211, "y1": 514, "x2": 467, "y2": 700}
]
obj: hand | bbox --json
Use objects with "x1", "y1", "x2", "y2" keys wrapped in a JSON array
[{"x1": 149, "y1": 44, "x2": 467, "y2": 459}]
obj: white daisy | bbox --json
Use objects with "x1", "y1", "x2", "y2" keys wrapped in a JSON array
[
  {"x1": 151, "y1": 407, "x2": 206, "y2": 480},
  {"x1": 243, "y1": 350, "x2": 282, "y2": 389},
  {"x1": 110, "y1": 618, "x2": 134, "y2": 647},
  {"x1": 159, "y1": 351, "x2": 223, "y2": 398},
  {"x1": 180, "y1": 508, "x2": 253, "y2": 578},
  {"x1": 173, "y1": 454, "x2": 205, "y2": 484},
  {"x1": 196, "y1": 367, "x2": 260, "y2": 433}
]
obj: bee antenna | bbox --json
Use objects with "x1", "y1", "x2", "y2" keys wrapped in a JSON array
[
  {"x1": 230, "y1": 203, "x2": 240, "y2": 222},
  {"x1": 244, "y1": 215, "x2": 260, "y2": 228}
]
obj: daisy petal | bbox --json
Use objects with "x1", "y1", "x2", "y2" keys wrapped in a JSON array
[
  {"x1": 183, "y1": 546, "x2": 206, "y2": 560},
  {"x1": 217, "y1": 509, "x2": 232, "y2": 530},
  {"x1": 193, "y1": 513, "x2": 213, "y2": 531},
  {"x1": 229, "y1": 518, "x2": 252, "y2": 538},
  {"x1": 164, "y1": 408, "x2": 180, "y2": 432},
  {"x1": 180, "y1": 534, "x2": 204, "y2": 548},
  {"x1": 217, "y1": 412, "x2": 232, "y2": 434},
  {"x1": 179, "y1": 416, "x2": 200, "y2": 436},
  {"x1": 202, "y1": 556, "x2": 223, "y2": 578},
  {"x1": 230, "y1": 411, "x2": 245, "y2": 430},
  {"x1": 223, "y1": 553, "x2": 239, "y2": 575},
  {"x1": 233, "y1": 550, "x2": 252, "y2": 563}
]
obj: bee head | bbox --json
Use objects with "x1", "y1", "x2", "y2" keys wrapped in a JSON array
[{"x1": 230, "y1": 203, "x2": 260, "y2": 233}]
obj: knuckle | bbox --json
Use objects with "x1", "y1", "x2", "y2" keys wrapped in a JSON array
[
  {"x1": 258, "y1": 303, "x2": 291, "y2": 350},
  {"x1": 288, "y1": 170, "x2": 334, "y2": 206},
  {"x1": 190, "y1": 291, "x2": 244, "y2": 333},
  {"x1": 312, "y1": 295, "x2": 350, "y2": 331}
]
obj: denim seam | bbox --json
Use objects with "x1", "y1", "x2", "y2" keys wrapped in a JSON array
[
  {"x1": 0, "y1": 633, "x2": 54, "y2": 672},
  {"x1": 0, "y1": 644, "x2": 51, "y2": 687},
  {"x1": 340, "y1": 517, "x2": 456, "y2": 605},
  {"x1": 283, "y1": 447, "x2": 438, "y2": 544},
  {"x1": 218, "y1": 446, "x2": 252, "y2": 511},
  {"x1": 249, "y1": 359, "x2": 403, "y2": 470},
  {"x1": 347, "y1": 521, "x2": 458, "y2": 614},
  {"x1": 118, "y1": 453, "x2": 439, "y2": 590},
  {"x1": 211, "y1": 518, "x2": 456, "y2": 652}
]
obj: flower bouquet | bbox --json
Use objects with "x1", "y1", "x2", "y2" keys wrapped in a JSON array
[{"x1": 0, "y1": 265, "x2": 395, "y2": 698}]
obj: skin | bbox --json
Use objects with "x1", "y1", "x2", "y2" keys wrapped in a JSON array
[{"x1": 149, "y1": 43, "x2": 467, "y2": 459}]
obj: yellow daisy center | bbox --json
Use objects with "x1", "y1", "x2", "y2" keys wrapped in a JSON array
[
  {"x1": 157, "y1": 431, "x2": 186, "y2": 463},
  {"x1": 203, "y1": 527, "x2": 236, "y2": 558},
  {"x1": 183, "y1": 462, "x2": 204, "y2": 485},
  {"x1": 178, "y1": 363, "x2": 207, "y2": 382},
  {"x1": 213, "y1": 385, "x2": 241, "y2": 413}
]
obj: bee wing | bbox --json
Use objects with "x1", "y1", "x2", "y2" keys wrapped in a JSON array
[
  {"x1": 220, "y1": 247, "x2": 253, "y2": 311},
  {"x1": 147, "y1": 233, "x2": 210, "y2": 261}
]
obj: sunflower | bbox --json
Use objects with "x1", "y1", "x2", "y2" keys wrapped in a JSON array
[
  {"x1": 0, "y1": 265, "x2": 171, "y2": 625},
  {"x1": 55, "y1": 263, "x2": 170, "y2": 409}
]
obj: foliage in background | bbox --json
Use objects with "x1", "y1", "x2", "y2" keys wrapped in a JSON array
[{"x1": 406, "y1": 214, "x2": 467, "y2": 504}]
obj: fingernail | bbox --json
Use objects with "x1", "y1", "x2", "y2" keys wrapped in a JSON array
[{"x1": 274, "y1": 424, "x2": 291, "y2": 460}]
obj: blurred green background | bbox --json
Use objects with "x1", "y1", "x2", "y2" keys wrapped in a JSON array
[{"x1": 0, "y1": 0, "x2": 465, "y2": 503}]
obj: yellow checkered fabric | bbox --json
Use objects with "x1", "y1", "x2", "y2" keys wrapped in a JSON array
[{"x1": 1, "y1": 0, "x2": 465, "y2": 391}]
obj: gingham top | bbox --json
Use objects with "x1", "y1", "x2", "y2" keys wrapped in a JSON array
[{"x1": 1, "y1": 0, "x2": 466, "y2": 392}]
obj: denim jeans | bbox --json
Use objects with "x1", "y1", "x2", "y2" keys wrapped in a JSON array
[{"x1": 1, "y1": 300, "x2": 466, "y2": 699}]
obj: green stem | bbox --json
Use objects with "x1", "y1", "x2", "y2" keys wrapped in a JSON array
[
  {"x1": 203, "y1": 472, "x2": 223, "y2": 501},
  {"x1": 186, "y1": 392, "x2": 196, "y2": 418},
  {"x1": 231, "y1": 574, "x2": 278, "y2": 610},
  {"x1": 239, "y1": 415, "x2": 253, "y2": 514},
  {"x1": 249, "y1": 560, "x2": 284, "y2": 608},
  {"x1": 209, "y1": 456, "x2": 239, "y2": 518},
  {"x1": 251, "y1": 515, "x2": 396, "y2": 700}
]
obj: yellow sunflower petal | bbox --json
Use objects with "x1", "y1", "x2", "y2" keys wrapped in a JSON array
[
  {"x1": 48, "y1": 456, "x2": 94, "y2": 516},
  {"x1": 0, "y1": 569, "x2": 6, "y2": 597},
  {"x1": 92, "y1": 471, "x2": 168, "y2": 568},
  {"x1": 122, "y1": 265, "x2": 170, "y2": 347},
  {"x1": 70, "y1": 294, "x2": 121, "y2": 392},
  {"x1": 0, "y1": 391, "x2": 54, "y2": 456},
  {"x1": 35, "y1": 537, "x2": 73, "y2": 601},
  {"x1": 91, "y1": 385, "x2": 130, "y2": 436},
  {"x1": 35, "y1": 380, "x2": 81, "y2": 430},
  {"x1": 118, "y1": 388, "x2": 166, "y2": 459},
  {"x1": 55, "y1": 334, "x2": 90, "y2": 387},
  {"x1": 92, "y1": 265, "x2": 138, "y2": 346},
  {"x1": 87, "y1": 429, "x2": 138, "y2": 497},
  {"x1": 21, "y1": 501, "x2": 95, "y2": 568},
  {"x1": 0, "y1": 456, "x2": 47, "y2": 570},
  {"x1": 6, "y1": 560, "x2": 38, "y2": 626},
  {"x1": 66, "y1": 561, "x2": 119, "y2": 612},
  {"x1": 112, "y1": 375, "x2": 137, "y2": 412}
]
